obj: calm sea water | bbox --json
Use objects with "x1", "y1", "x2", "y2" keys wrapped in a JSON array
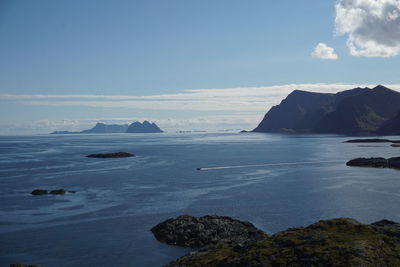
[{"x1": 1, "y1": 133, "x2": 400, "y2": 266}]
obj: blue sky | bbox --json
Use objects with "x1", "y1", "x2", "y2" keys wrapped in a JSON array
[{"x1": 1, "y1": 0, "x2": 400, "y2": 133}]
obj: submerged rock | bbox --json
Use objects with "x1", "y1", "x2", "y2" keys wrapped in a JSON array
[
  {"x1": 86, "y1": 152, "x2": 135, "y2": 158},
  {"x1": 163, "y1": 217, "x2": 400, "y2": 267},
  {"x1": 346, "y1": 157, "x2": 400, "y2": 169},
  {"x1": 151, "y1": 215, "x2": 268, "y2": 247}
]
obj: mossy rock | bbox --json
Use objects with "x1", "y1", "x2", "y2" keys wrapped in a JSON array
[{"x1": 165, "y1": 218, "x2": 400, "y2": 267}]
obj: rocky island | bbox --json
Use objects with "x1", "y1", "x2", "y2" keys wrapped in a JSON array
[
  {"x1": 346, "y1": 157, "x2": 400, "y2": 169},
  {"x1": 51, "y1": 121, "x2": 163, "y2": 134},
  {"x1": 86, "y1": 152, "x2": 135, "y2": 158},
  {"x1": 344, "y1": 138, "x2": 400, "y2": 143},
  {"x1": 151, "y1": 215, "x2": 267, "y2": 247},
  {"x1": 31, "y1": 189, "x2": 76, "y2": 195},
  {"x1": 152, "y1": 215, "x2": 400, "y2": 266}
]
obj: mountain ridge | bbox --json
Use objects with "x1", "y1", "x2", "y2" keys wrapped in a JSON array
[{"x1": 253, "y1": 85, "x2": 400, "y2": 135}]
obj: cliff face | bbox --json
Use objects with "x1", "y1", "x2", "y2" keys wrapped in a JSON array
[
  {"x1": 253, "y1": 90, "x2": 336, "y2": 132},
  {"x1": 253, "y1": 85, "x2": 400, "y2": 135}
]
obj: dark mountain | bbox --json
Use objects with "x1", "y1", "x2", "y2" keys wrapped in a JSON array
[
  {"x1": 378, "y1": 111, "x2": 400, "y2": 135},
  {"x1": 253, "y1": 90, "x2": 336, "y2": 132},
  {"x1": 51, "y1": 121, "x2": 163, "y2": 134},
  {"x1": 126, "y1": 121, "x2": 163, "y2": 133},
  {"x1": 253, "y1": 85, "x2": 400, "y2": 135}
]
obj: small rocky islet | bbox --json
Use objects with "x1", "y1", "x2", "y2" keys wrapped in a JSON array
[
  {"x1": 346, "y1": 157, "x2": 400, "y2": 170},
  {"x1": 30, "y1": 151, "x2": 135, "y2": 197},
  {"x1": 152, "y1": 215, "x2": 400, "y2": 266},
  {"x1": 85, "y1": 152, "x2": 135, "y2": 158},
  {"x1": 30, "y1": 189, "x2": 76, "y2": 195},
  {"x1": 10, "y1": 264, "x2": 41, "y2": 267},
  {"x1": 151, "y1": 215, "x2": 267, "y2": 247},
  {"x1": 344, "y1": 138, "x2": 400, "y2": 170},
  {"x1": 344, "y1": 138, "x2": 400, "y2": 143}
]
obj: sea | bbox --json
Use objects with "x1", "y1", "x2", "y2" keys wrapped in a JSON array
[{"x1": 1, "y1": 133, "x2": 400, "y2": 266}]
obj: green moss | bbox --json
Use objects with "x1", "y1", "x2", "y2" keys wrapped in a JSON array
[{"x1": 167, "y1": 218, "x2": 400, "y2": 267}]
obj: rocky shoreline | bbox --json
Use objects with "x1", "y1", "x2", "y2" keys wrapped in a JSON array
[{"x1": 152, "y1": 215, "x2": 400, "y2": 266}]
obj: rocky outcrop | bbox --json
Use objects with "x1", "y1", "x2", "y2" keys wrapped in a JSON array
[
  {"x1": 150, "y1": 215, "x2": 268, "y2": 247},
  {"x1": 346, "y1": 157, "x2": 400, "y2": 169},
  {"x1": 30, "y1": 189, "x2": 76, "y2": 195},
  {"x1": 86, "y1": 152, "x2": 135, "y2": 158},
  {"x1": 371, "y1": 219, "x2": 400, "y2": 238},
  {"x1": 162, "y1": 217, "x2": 400, "y2": 267}
]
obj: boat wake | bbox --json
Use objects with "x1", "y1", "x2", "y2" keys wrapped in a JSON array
[{"x1": 197, "y1": 160, "x2": 343, "y2": 171}]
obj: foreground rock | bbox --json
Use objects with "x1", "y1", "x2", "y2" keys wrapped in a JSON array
[
  {"x1": 161, "y1": 217, "x2": 400, "y2": 267},
  {"x1": 86, "y1": 152, "x2": 135, "y2": 158},
  {"x1": 346, "y1": 157, "x2": 400, "y2": 169},
  {"x1": 10, "y1": 264, "x2": 41, "y2": 267},
  {"x1": 151, "y1": 215, "x2": 268, "y2": 247},
  {"x1": 30, "y1": 189, "x2": 76, "y2": 195}
]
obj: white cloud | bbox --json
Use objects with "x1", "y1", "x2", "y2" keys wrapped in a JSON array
[
  {"x1": 2, "y1": 83, "x2": 391, "y2": 113},
  {"x1": 311, "y1": 43, "x2": 339, "y2": 60},
  {"x1": 335, "y1": 0, "x2": 400, "y2": 57}
]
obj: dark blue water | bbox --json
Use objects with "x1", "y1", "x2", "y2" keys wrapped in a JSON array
[{"x1": 1, "y1": 133, "x2": 400, "y2": 266}]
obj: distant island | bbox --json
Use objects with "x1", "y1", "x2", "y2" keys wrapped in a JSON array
[
  {"x1": 51, "y1": 121, "x2": 163, "y2": 134},
  {"x1": 253, "y1": 85, "x2": 400, "y2": 135}
]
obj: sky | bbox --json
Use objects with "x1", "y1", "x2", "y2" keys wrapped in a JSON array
[{"x1": 1, "y1": 0, "x2": 400, "y2": 133}]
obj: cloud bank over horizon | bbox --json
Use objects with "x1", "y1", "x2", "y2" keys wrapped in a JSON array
[
  {"x1": 1, "y1": 83, "x2": 400, "y2": 134},
  {"x1": 335, "y1": 0, "x2": 400, "y2": 57}
]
